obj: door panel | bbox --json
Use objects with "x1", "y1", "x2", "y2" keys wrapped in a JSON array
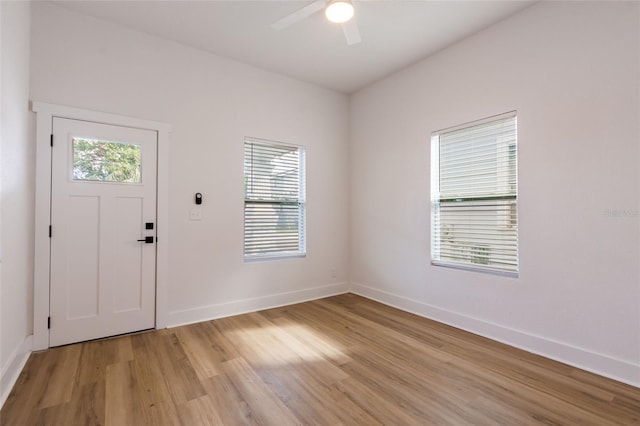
[
  {"x1": 50, "y1": 118, "x2": 157, "y2": 347},
  {"x1": 66, "y1": 195, "x2": 100, "y2": 320},
  {"x1": 113, "y1": 196, "x2": 144, "y2": 313}
]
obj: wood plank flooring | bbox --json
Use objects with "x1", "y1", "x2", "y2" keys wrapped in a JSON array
[{"x1": 2, "y1": 294, "x2": 639, "y2": 425}]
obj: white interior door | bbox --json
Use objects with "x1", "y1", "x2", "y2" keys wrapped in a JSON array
[{"x1": 50, "y1": 118, "x2": 157, "y2": 347}]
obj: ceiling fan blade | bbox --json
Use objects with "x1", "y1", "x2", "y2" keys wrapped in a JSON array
[
  {"x1": 342, "y1": 19, "x2": 362, "y2": 46},
  {"x1": 271, "y1": 0, "x2": 326, "y2": 31}
]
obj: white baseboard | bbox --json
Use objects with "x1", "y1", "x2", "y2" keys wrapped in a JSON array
[
  {"x1": 351, "y1": 282, "x2": 640, "y2": 388},
  {"x1": 167, "y1": 282, "x2": 350, "y2": 328},
  {"x1": 0, "y1": 335, "x2": 33, "y2": 409}
]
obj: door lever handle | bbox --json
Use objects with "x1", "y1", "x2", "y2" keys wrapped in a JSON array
[{"x1": 137, "y1": 236, "x2": 154, "y2": 244}]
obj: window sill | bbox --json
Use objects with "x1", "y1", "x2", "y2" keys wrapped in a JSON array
[
  {"x1": 244, "y1": 253, "x2": 306, "y2": 263},
  {"x1": 431, "y1": 260, "x2": 518, "y2": 278}
]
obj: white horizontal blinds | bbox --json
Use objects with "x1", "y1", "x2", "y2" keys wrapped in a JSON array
[
  {"x1": 432, "y1": 112, "x2": 518, "y2": 274},
  {"x1": 244, "y1": 138, "x2": 305, "y2": 258}
]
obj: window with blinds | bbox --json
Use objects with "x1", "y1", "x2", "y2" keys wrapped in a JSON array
[
  {"x1": 244, "y1": 138, "x2": 306, "y2": 260},
  {"x1": 431, "y1": 112, "x2": 518, "y2": 276}
]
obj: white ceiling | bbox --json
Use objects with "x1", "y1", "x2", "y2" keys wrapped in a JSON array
[{"x1": 53, "y1": 1, "x2": 536, "y2": 94}]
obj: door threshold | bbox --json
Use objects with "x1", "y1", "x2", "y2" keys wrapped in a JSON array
[{"x1": 47, "y1": 328, "x2": 156, "y2": 350}]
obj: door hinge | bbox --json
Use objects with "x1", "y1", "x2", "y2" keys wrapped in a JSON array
[
  {"x1": 49, "y1": 225, "x2": 52, "y2": 238},
  {"x1": 50, "y1": 134, "x2": 53, "y2": 147},
  {"x1": 47, "y1": 317, "x2": 51, "y2": 329}
]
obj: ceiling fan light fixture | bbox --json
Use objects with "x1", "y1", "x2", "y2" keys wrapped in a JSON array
[{"x1": 325, "y1": 0, "x2": 354, "y2": 24}]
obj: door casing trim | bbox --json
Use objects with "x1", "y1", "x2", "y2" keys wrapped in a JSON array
[{"x1": 32, "y1": 102, "x2": 171, "y2": 350}]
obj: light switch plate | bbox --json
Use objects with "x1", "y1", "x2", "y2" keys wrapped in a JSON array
[{"x1": 189, "y1": 209, "x2": 202, "y2": 221}]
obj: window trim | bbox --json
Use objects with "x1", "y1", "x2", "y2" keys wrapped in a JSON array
[
  {"x1": 430, "y1": 111, "x2": 518, "y2": 278},
  {"x1": 243, "y1": 137, "x2": 306, "y2": 261}
]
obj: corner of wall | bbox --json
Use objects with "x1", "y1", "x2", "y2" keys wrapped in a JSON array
[
  {"x1": 0, "y1": 335, "x2": 32, "y2": 408},
  {"x1": 1, "y1": 0, "x2": 33, "y2": 409}
]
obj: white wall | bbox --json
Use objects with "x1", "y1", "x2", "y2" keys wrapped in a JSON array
[
  {"x1": 350, "y1": 1, "x2": 640, "y2": 385},
  {"x1": 0, "y1": 0, "x2": 33, "y2": 405},
  {"x1": 30, "y1": 3, "x2": 350, "y2": 326}
]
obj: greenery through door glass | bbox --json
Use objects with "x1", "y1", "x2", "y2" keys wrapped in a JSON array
[{"x1": 73, "y1": 138, "x2": 142, "y2": 183}]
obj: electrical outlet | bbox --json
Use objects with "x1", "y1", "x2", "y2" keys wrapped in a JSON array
[{"x1": 189, "y1": 209, "x2": 202, "y2": 221}]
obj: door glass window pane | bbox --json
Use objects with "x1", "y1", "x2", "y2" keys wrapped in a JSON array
[{"x1": 72, "y1": 138, "x2": 142, "y2": 183}]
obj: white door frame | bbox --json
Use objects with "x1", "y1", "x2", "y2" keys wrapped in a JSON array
[{"x1": 32, "y1": 102, "x2": 171, "y2": 350}]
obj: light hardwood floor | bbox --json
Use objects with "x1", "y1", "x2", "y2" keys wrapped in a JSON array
[{"x1": 2, "y1": 294, "x2": 639, "y2": 425}]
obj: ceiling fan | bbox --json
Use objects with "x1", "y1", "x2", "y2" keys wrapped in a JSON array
[{"x1": 271, "y1": 0, "x2": 362, "y2": 46}]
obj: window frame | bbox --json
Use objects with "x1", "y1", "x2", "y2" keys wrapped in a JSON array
[
  {"x1": 243, "y1": 137, "x2": 306, "y2": 261},
  {"x1": 430, "y1": 111, "x2": 518, "y2": 277}
]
